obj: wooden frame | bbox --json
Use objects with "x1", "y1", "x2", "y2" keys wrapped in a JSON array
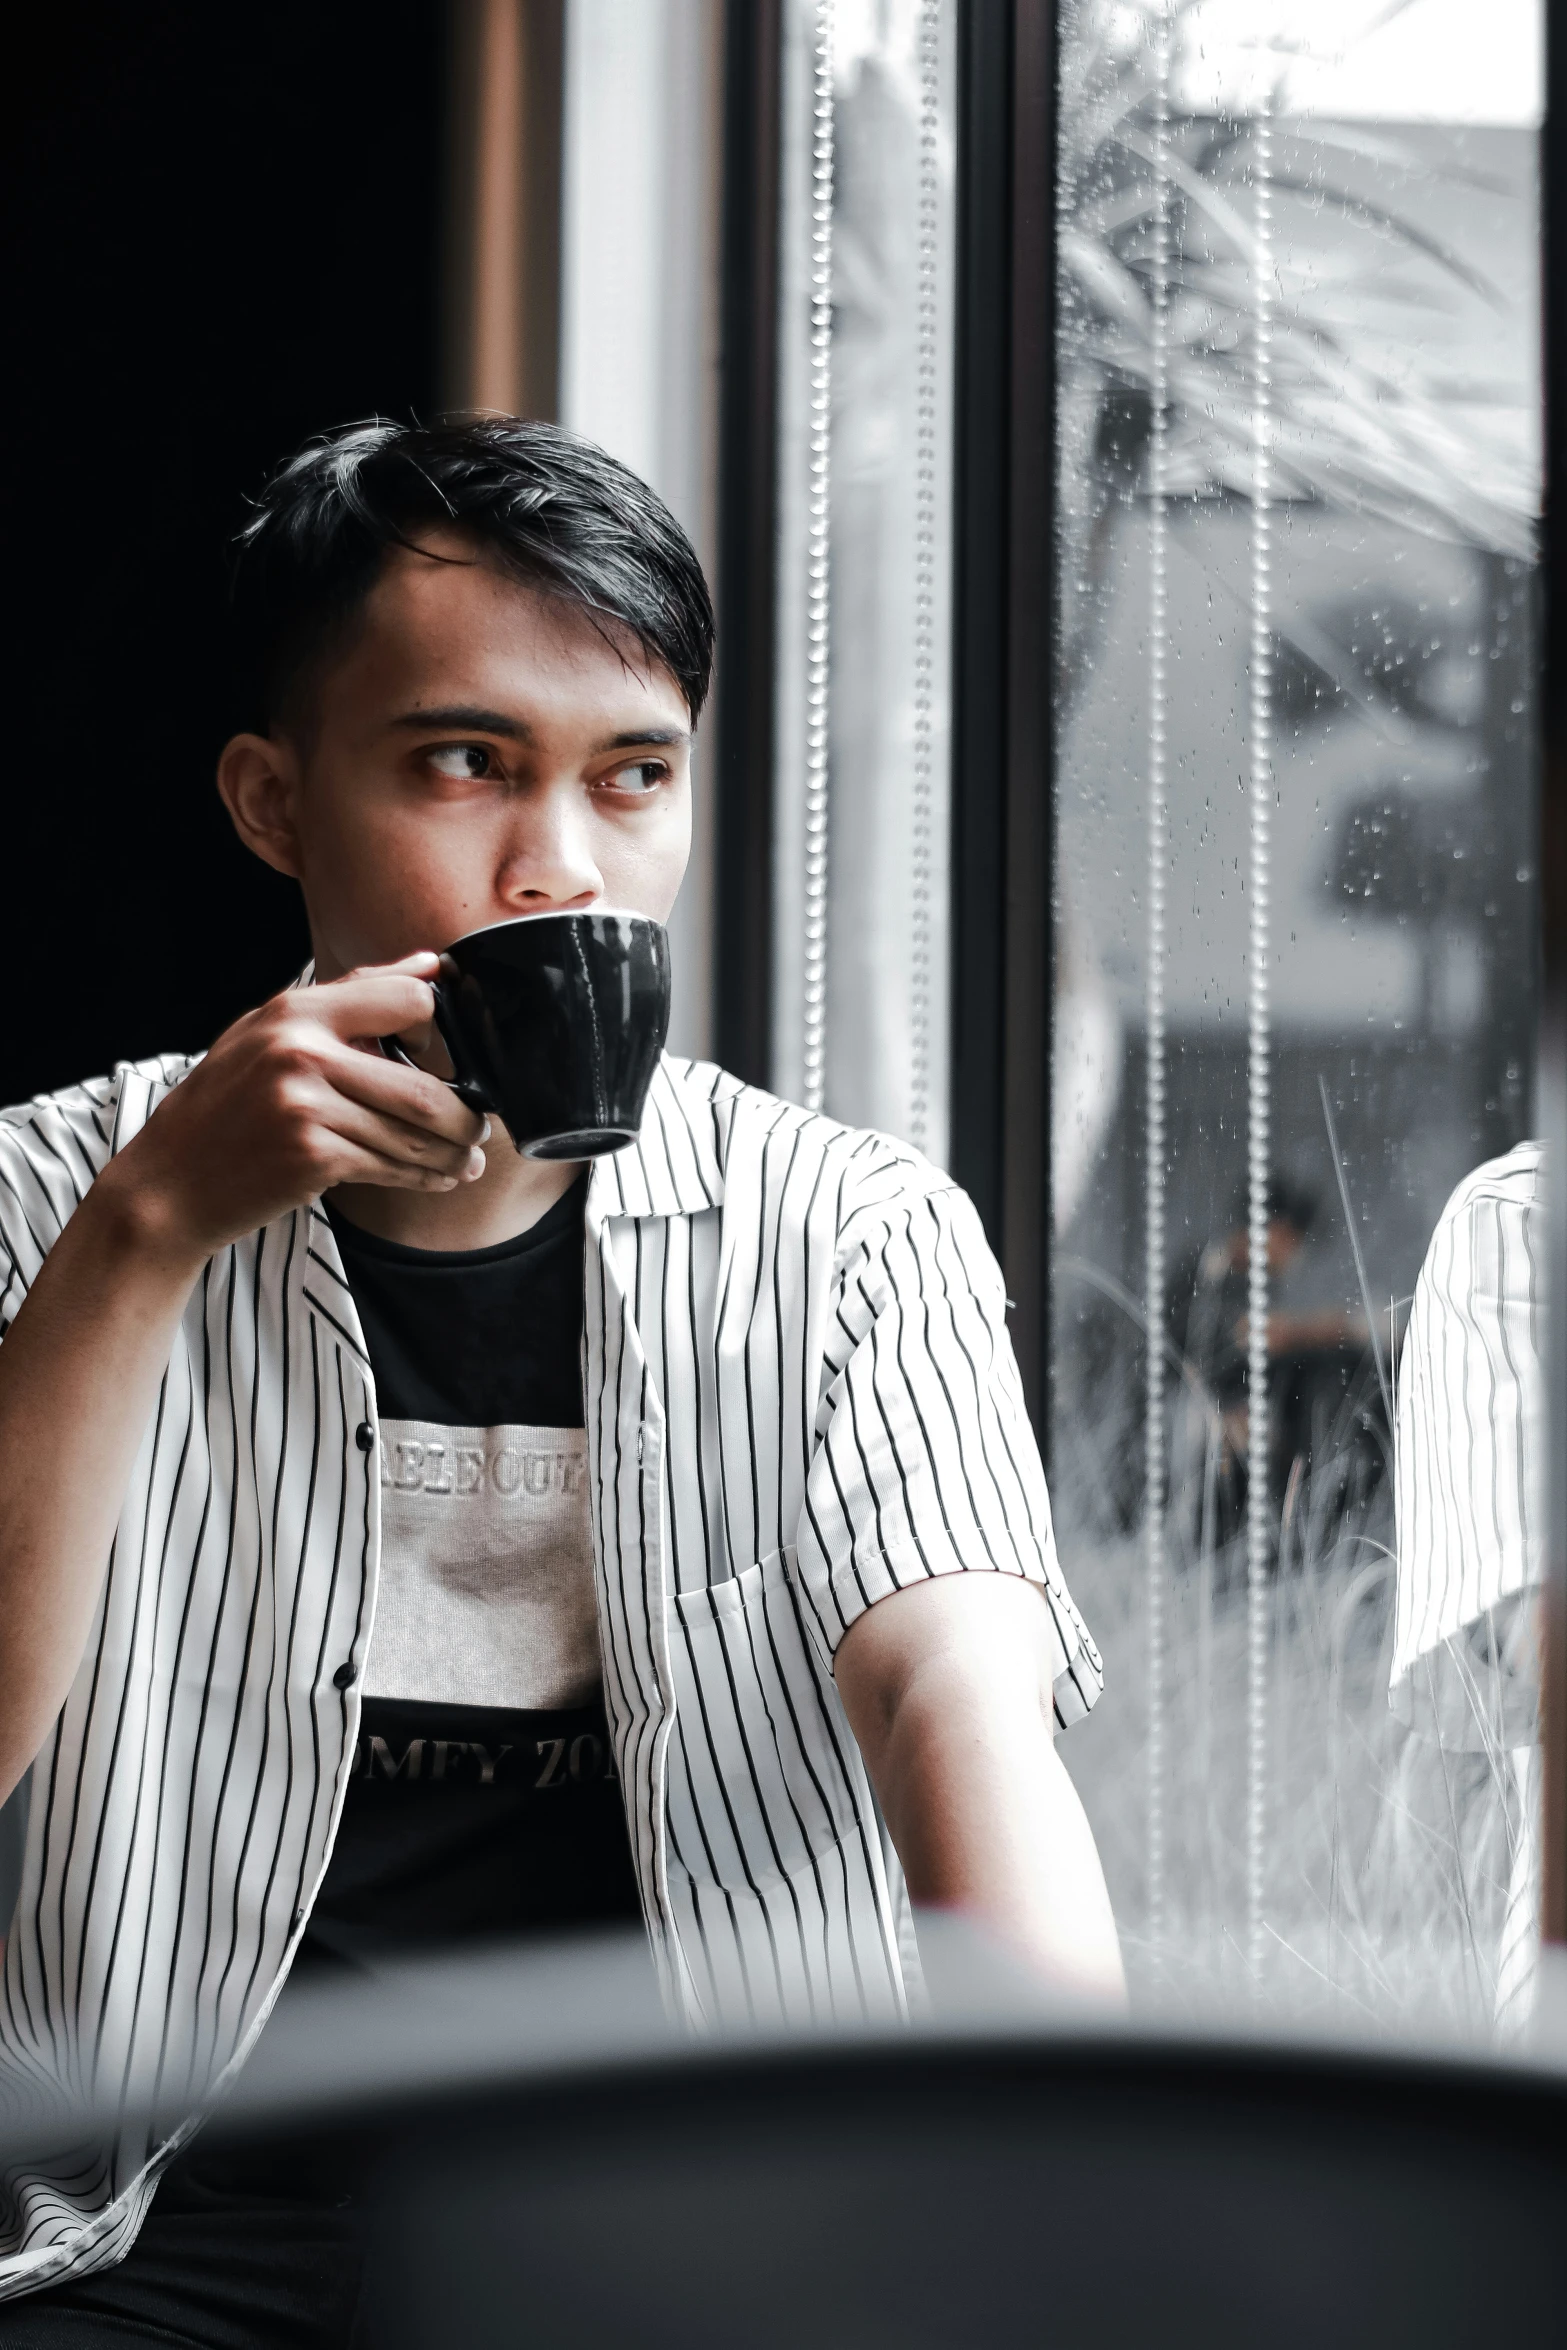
[{"x1": 443, "y1": 0, "x2": 565, "y2": 419}]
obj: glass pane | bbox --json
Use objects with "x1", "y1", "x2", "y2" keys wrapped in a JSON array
[
  {"x1": 1051, "y1": 0, "x2": 1544, "y2": 2025},
  {"x1": 772, "y1": 0, "x2": 956, "y2": 1160}
]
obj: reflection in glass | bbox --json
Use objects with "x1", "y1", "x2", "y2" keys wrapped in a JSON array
[
  {"x1": 1392, "y1": 1142, "x2": 1544, "y2": 2026},
  {"x1": 1051, "y1": 0, "x2": 1543, "y2": 2023}
]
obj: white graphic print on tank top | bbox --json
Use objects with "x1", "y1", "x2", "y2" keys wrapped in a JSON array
[{"x1": 366, "y1": 1420, "x2": 600, "y2": 1709}]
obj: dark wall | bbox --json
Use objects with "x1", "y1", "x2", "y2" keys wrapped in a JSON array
[{"x1": 2, "y1": 4, "x2": 446, "y2": 1104}]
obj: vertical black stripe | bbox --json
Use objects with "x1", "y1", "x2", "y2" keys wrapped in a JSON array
[
  {"x1": 150, "y1": 1263, "x2": 222, "y2": 2116},
  {"x1": 93, "y1": 1356, "x2": 202, "y2": 2090},
  {"x1": 195, "y1": 1230, "x2": 277, "y2": 2078},
  {"x1": 212, "y1": 1227, "x2": 299, "y2": 2044},
  {"x1": 629, "y1": 1224, "x2": 663, "y2": 1892},
  {"x1": 670, "y1": 1712, "x2": 750, "y2": 2015},
  {"x1": 598, "y1": 1232, "x2": 659, "y2": 1825},
  {"x1": 687, "y1": 1205, "x2": 719, "y2": 1591},
  {"x1": 182, "y1": 1247, "x2": 252, "y2": 2095},
  {"x1": 780, "y1": 1139, "x2": 826, "y2": 1557},
  {"x1": 586, "y1": 1245, "x2": 640, "y2": 1780},
  {"x1": 760, "y1": 1573, "x2": 883, "y2": 2017},
  {"x1": 48, "y1": 1514, "x2": 127, "y2": 2102},
  {"x1": 294, "y1": 1323, "x2": 344, "y2": 1929},
  {"x1": 709, "y1": 1597, "x2": 818, "y2": 2018},
  {"x1": 670, "y1": 1598, "x2": 785, "y2": 2015},
  {"x1": 930, "y1": 1199, "x2": 1046, "y2": 1541},
  {"x1": 921, "y1": 1193, "x2": 1025, "y2": 1533},
  {"x1": 119, "y1": 1332, "x2": 215, "y2": 2120},
  {"x1": 76, "y1": 1370, "x2": 177, "y2": 2066},
  {"x1": 739, "y1": 1105, "x2": 792, "y2": 1566},
  {"x1": 731, "y1": 1584, "x2": 838, "y2": 2010},
  {"x1": 238, "y1": 1218, "x2": 316, "y2": 2027}
]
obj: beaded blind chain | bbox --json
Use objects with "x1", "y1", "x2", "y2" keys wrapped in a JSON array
[
  {"x1": 1245, "y1": 93, "x2": 1276, "y2": 1994},
  {"x1": 908, "y1": 0, "x2": 941, "y2": 1153},
  {"x1": 802, "y1": 0, "x2": 836, "y2": 1115},
  {"x1": 1143, "y1": 0, "x2": 1173, "y2": 1975}
]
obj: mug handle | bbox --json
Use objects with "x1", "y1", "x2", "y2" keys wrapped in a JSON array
[{"x1": 376, "y1": 1029, "x2": 493, "y2": 1119}]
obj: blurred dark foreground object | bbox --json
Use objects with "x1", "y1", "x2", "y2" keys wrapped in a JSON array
[{"x1": 21, "y1": 1926, "x2": 1567, "y2": 2349}]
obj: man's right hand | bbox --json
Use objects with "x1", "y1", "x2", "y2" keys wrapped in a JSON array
[
  {"x1": 0, "y1": 952, "x2": 487, "y2": 1799},
  {"x1": 97, "y1": 952, "x2": 489, "y2": 1271}
]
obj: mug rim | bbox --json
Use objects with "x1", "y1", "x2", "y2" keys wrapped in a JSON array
[{"x1": 443, "y1": 907, "x2": 665, "y2": 955}]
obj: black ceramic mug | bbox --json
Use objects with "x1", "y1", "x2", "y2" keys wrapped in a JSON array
[{"x1": 382, "y1": 910, "x2": 671, "y2": 1158}]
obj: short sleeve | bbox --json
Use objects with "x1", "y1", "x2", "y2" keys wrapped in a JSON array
[
  {"x1": 790, "y1": 1179, "x2": 1103, "y2": 1728},
  {"x1": 1391, "y1": 1147, "x2": 1544, "y2": 1749},
  {"x1": 0, "y1": 1080, "x2": 116, "y2": 1336},
  {"x1": 0, "y1": 1065, "x2": 181, "y2": 1343}
]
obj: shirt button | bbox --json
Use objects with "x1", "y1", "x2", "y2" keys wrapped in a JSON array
[
  {"x1": 333, "y1": 1661, "x2": 357, "y2": 1690},
  {"x1": 292, "y1": 1909, "x2": 306, "y2": 1933},
  {"x1": 355, "y1": 1421, "x2": 374, "y2": 1453}
]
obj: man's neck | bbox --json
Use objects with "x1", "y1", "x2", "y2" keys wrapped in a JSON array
[{"x1": 328, "y1": 1142, "x2": 583, "y2": 1252}]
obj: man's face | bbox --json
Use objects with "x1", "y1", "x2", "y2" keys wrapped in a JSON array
[{"x1": 222, "y1": 529, "x2": 693, "y2": 982}]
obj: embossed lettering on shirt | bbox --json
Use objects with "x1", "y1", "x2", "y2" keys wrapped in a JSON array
[{"x1": 365, "y1": 1419, "x2": 599, "y2": 1709}]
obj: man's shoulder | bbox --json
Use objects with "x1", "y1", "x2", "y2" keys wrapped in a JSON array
[
  {"x1": 1423, "y1": 1139, "x2": 1542, "y2": 1271},
  {"x1": 0, "y1": 1054, "x2": 198, "y2": 1196},
  {"x1": 1435, "y1": 1138, "x2": 1542, "y2": 1225},
  {"x1": 658, "y1": 1057, "x2": 962, "y2": 1242},
  {"x1": 1412, "y1": 1139, "x2": 1543, "y2": 1331}
]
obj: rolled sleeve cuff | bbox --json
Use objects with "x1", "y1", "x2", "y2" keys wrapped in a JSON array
[{"x1": 811, "y1": 1520, "x2": 1105, "y2": 1729}]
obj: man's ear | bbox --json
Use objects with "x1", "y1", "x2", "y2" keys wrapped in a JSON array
[{"x1": 217, "y1": 733, "x2": 305, "y2": 879}]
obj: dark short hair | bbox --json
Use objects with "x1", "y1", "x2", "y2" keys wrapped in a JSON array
[
  {"x1": 1229, "y1": 1172, "x2": 1319, "y2": 1235},
  {"x1": 229, "y1": 416, "x2": 715, "y2": 729}
]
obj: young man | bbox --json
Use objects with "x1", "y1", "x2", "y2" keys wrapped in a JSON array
[{"x1": 0, "y1": 419, "x2": 1118, "y2": 2333}]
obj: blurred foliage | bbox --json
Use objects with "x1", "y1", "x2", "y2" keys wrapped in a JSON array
[{"x1": 1056, "y1": 0, "x2": 1540, "y2": 706}]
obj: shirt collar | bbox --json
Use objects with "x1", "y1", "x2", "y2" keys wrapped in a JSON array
[{"x1": 588, "y1": 1055, "x2": 726, "y2": 1220}]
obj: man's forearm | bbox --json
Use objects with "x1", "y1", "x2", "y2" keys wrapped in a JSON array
[
  {"x1": 0, "y1": 1169, "x2": 207, "y2": 1802},
  {"x1": 836, "y1": 1575, "x2": 1125, "y2": 2003},
  {"x1": 871, "y1": 1665, "x2": 1125, "y2": 2000}
]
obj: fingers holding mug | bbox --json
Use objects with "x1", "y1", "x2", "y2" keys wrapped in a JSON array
[
  {"x1": 323, "y1": 1033, "x2": 489, "y2": 1154},
  {"x1": 308, "y1": 1082, "x2": 488, "y2": 1188},
  {"x1": 307, "y1": 958, "x2": 446, "y2": 1051}
]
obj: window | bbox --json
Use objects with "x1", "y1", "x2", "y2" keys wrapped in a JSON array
[
  {"x1": 771, "y1": 0, "x2": 957, "y2": 1162},
  {"x1": 721, "y1": 0, "x2": 1547, "y2": 2029},
  {"x1": 1050, "y1": 0, "x2": 1545, "y2": 2019}
]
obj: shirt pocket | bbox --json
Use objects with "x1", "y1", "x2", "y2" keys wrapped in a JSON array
[{"x1": 664, "y1": 1550, "x2": 872, "y2": 1901}]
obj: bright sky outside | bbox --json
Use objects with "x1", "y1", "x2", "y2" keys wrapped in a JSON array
[{"x1": 1163, "y1": 0, "x2": 1543, "y2": 124}]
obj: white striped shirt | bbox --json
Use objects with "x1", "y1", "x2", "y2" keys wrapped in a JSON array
[
  {"x1": 0, "y1": 1049, "x2": 1099, "y2": 2298},
  {"x1": 1391, "y1": 1141, "x2": 1543, "y2": 1750}
]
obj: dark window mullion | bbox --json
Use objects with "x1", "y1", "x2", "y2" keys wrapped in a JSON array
[
  {"x1": 713, "y1": 0, "x2": 784, "y2": 1090},
  {"x1": 1538, "y1": 2, "x2": 1567, "y2": 1945},
  {"x1": 950, "y1": 0, "x2": 1058, "y2": 1436}
]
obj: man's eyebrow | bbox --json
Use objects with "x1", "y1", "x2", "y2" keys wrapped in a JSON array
[
  {"x1": 597, "y1": 727, "x2": 691, "y2": 751},
  {"x1": 390, "y1": 706, "x2": 536, "y2": 739},
  {"x1": 387, "y1": 711, "x2": 690, "y2": 752}
]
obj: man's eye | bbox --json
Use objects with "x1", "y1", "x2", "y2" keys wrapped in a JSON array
[
  {"x1": 426, "y1": 744, "x2": 493, "y2": 780},
  {"x1": 604, "y1": 761, "x2": 667, "y2": 795}
]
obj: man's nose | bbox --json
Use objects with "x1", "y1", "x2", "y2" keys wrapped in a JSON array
[{"x1": 495, "y1": 787, "x2": 603, "y2": 911}]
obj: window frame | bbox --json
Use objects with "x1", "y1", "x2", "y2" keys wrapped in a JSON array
[{"x1": 1540, "y1": 6, "x2": 1565, "y2": 1942}]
